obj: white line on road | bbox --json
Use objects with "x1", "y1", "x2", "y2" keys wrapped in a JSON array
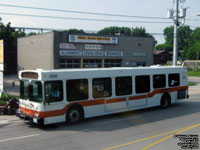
[
  {"x1": 0, "y1": 120, "x2": 22, "y2": 125},
  {"x1": 0, "y1": 134, "x2": 40, "y2": 143}
]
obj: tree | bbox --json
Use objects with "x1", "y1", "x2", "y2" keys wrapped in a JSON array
[
  {"x1": 163, "y1": 25, "x2": 192, "y2": 51},
  {"x1": 131, "y1": 27, "x2": 152, "y2": 37},
  {"x1": 154, "y1": 43, "x2": 173, "y2": 51},
  {"x1": 98, "y1": 26, "x2": 131, "y2": 35},
  {"x1": 0, "y1": 22, "x2": 25, "y2": 74},
  {"x1": 66, "y1": 29, "x2": 85, "y2": 34},
  {"x1": 26, "y1": 32, "x2": 37, "y2": 36},
  {"x1": 182, "y1": 28, "x2": 200, "y2": 60}
]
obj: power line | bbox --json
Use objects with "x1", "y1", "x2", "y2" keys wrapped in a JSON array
[
  {"x1": 0, "y1": 3, "x2": 168, "y2": 20},
  {"x1": 0, "y1": 12, "x2": 173, "y2": 24}
]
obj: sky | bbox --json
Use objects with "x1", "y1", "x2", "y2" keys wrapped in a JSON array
[{"x1": 0, "y1": 0, "x2": 199, "y2": 44}]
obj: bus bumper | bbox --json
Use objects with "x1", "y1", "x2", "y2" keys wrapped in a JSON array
[{"x1": 16, "y1": 109, "x2": 44, "y2": 125}]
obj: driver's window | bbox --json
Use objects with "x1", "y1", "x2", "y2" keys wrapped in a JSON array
[{"x1": 44, "y1": 81, "x2": 63, "y2": 103}]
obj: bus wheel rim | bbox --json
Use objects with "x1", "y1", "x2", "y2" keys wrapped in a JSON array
[{"x1": 69, "y1": 110, "x2": 79, "y2": 122}]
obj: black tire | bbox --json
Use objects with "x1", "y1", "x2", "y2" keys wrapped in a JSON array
[
  {"x1": 66, "y1": 107, "x2": 83, "y2": 124},
  {"x1": 160, "y1": 95, "x2": 170, "y2": 109}
]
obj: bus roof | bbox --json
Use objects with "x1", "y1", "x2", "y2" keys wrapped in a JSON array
[{"x1": 19, "y1": 66, "x2": 187, "y2": 80}]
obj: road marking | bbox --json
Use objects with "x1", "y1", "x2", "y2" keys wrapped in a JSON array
[
  {"x1": 104, "y1": 123, "x2": 200, "y2": 150},
  {"x1": 142, "y1": 123, "x2": 200, "y2": 150},
  {"x1": 0, "y1": 120, "x2": 22, "y2": 125},
  {"x1": 0, "y1": 134, "x2": 40, "y2": 143}
]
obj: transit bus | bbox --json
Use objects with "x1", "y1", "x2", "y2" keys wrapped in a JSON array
[{"x1": 16, "y1": 66, "x2": 189, "y2": 125}]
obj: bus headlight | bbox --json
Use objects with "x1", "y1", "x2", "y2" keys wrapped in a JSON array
[{"x1": 34, "y1": 112, "x2": 39, "y2": 118}]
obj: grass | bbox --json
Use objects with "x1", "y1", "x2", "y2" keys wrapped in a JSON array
[
  {"x1": 188, "y1": 82, "x2": 197, "y2": 86},
  {"x1": 188, "y1": 71, "x2": 200, "y2": 77},
  {"x1": 0, "y1": 93, "x2": 19, "y2": 105}
]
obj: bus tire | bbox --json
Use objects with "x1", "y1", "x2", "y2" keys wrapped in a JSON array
[
  {"x1": 160, "y1": 94, "x2": 171, "y2": 109},
  {"x1": 66, "y1": 106, "x2": 83, "y2": 124}
]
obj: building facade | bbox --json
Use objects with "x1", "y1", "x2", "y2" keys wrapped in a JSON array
[{"x1": 18, "y1": 31, "x2": 154, "y2": 71}]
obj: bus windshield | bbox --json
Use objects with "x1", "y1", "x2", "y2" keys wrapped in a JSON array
[{"x1": 20, "y1": 80, "x2": 43, "y2": 103}]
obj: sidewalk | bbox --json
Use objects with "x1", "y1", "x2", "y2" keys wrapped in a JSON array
[{"x1": 4, "y1": 75, "x2": 19, "y2": 96}]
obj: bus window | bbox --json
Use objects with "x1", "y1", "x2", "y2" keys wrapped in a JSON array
[
  {"x1": 153, "y1": 74, "x2": 166, "y2": 89},
  {"x1": 29, "y1": 81, "x2": 43, "y2": 103},
  {"x1": 20, "y1": 80, "x2": 29, "y2": 100},
  {"x1": 45, "y1": 81, "x2": 63, "y2": 103},
  {"x1": 135, "y1": 75, "x2": 150, "y2": 94},
  {"x1": 115, "y1": 76, "x2": 132, "y2": 96},
  {"x1": 93, "y1": 78, "x2": 112, "y2": 98},
  {"x1": 67, "y1": 79, "x2": 88, "y2": 101},
  {"x1": 168, "y1": 74, "x2": 180, "y2": 87}
]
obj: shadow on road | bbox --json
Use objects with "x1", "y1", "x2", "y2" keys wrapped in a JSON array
[{"x1": 31, "y1": 98, "x2": 200, "y2": 132}]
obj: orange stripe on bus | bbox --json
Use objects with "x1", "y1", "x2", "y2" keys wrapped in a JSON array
[{"x1": 20, "y1": 86, "x2": 188, "y2": 118}]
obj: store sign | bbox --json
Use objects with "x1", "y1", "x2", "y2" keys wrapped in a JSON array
[
  {"x1": 85, "y1": 44, "x2": 102, "y2": 50},
  {"x1": 59, "y1": 43, "x2": 76, "y2": 49},
  {"x1": 59, "y1": 50, "x2": 82, "y2": 56},
  {"x1": 105, "y1": 51, "x2": 123, "y2": 57},
  {"x1": 83, "y1": 50, "x2": 104, "y2": 56},
  {"x1": 69, "y1": 35, "x2": 118, "y2": 44}
]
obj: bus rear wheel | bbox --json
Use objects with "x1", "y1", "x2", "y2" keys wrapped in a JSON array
[
  {"x1": 160, "y1": 95, "x2": 170, "y2": 109},
  {"x1": 66, "y1": 107, "x2": 83, "y2": 124}
]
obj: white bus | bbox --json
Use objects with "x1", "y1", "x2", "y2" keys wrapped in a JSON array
[{"x1": 16, "y1": 66, "x2": 189, "y2": 125}]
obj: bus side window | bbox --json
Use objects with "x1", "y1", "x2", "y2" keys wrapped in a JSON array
[
  {"x1": 168, "y1": 74, "x2": 180, "y2": 87},
  {"x1": 93, "y1": 78, "x2": 112, "y2": 98},
  {"x1": 115, "y1": 76, "x2": 132, "y2": 96},
  {"x1": 135, "y1": 75, "x2": 150, "y2": 94},
  {"x1": 45, "y1": 81, "x2": 63, "y2": 103},
  {"x1": 66, "y1": 79, "x2": 88, "y2": 101},
  {"x1": 153, "y1": 74, "x2": 166, "y2": 89}
]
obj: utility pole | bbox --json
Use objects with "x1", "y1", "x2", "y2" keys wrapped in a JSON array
[
  {"x1": 173, "y1": 0, "x2": 179, "y2": 66},
  {"x1": 168, "y1": 0, "x2": 186, "y2": 66}
]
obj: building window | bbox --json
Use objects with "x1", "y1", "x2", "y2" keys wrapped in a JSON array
[
  {"x1": 66, "y1": 79, "x2": 88, "y2": 101},
  {"x1": 93, "y1": 78, "x2": 112, "y2": 98},
  {"x1": 45, "y1": 81, "x2": 63, "y2": 103},
  {"x1": 116, "y1": 76, "x2": 132, "y2": 96},
  {"x1": 168, "y1": 74, "x2": 180, "y2": 87},
  {"x1": 59, "y1": 59, "x2": 80, "y2": 68},
  {"x1": 104, "y1": 59, "x2": 121, "y2": 67},
  {"x1": 153, "y1": 74, "x2": 166, "y2": 89},
  {"x1": 83, "y1": 59, "x2": 101, "y2": 68},
  {"x1": 135, "y1": 75, "x2": 150, "y2": 94},
  {"x1": 137, "y1": 62, "x2": 146, "y2": 67}
]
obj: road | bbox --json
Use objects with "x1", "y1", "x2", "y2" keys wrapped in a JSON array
[{"x1": 0, "y1": 84, "x2": 200, "y2": 150}]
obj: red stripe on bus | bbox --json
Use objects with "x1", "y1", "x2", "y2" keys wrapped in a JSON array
[{"x1": 20, "y1": 86, "x2": 188, "y2": 118}]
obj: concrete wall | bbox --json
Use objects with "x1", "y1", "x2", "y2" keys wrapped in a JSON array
[
  {"x1": 18, "y1": 32, "x2": 54, "y2": 71},
  {"x1": 118, "y1": 36, "x2": 154, "y2": 66}
]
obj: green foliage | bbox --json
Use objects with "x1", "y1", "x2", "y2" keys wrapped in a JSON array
[
  {"x1": 155, "y1": 43, "x2": 173, "y2": 51},
  {"x1": 26, "y1": 32, "x2": 37, "y2": 36},
  {"x1": 182, "y1": 28, "x2": 200, "y2": 60},
  {"x1": 66, "y1": 29, "x2": 85, "y2": 34},
  {"x1": 98, "y1": 26, "x2": 131, "y2": 35},
  {"x1": 188, "y1": 71, "x2": 200, "y2": 77},
  {"x1": 163, "y1": 25, "x2": 192, "y2": 52},
  {"x1": 98, "y1": 26, "x2": 152, "y2": 37},
  {"x1": 132, "y1": 27, "x2": 152, "y2": 37},
  {"x1": 0, "y1": 22, "x2": 26, "y2": 74},
  {"x1": 0, "y1": 93, "x2": 19, "y2": 105}
]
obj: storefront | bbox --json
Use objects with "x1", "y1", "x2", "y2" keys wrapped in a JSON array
[{"x1": 18, "y1": 31, "x2": 154, "y2": 71}]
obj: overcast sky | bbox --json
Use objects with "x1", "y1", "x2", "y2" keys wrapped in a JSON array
[{"x1": 0, "y1": 0, "x2": 199, "y2": 44}]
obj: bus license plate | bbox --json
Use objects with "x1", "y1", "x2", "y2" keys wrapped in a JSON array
[{"x1": 33, "y1": 118, "x2": 38, "y2": 123}]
